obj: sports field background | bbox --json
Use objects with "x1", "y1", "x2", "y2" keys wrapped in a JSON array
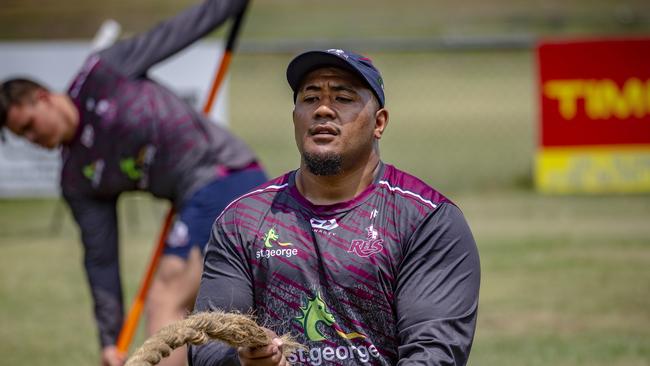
[{"x1": 1, "y1": 1, "x2": 649, "y2": 365}]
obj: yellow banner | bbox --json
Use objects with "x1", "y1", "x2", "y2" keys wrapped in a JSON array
[{"x1": 535, "y1": 146, "x2": 650, "y2": 193}]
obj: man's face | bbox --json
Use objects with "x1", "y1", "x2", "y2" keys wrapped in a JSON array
[
  {"x1": 5, "y1": 92, "x2": 66, "y2": 149},
  {"x1": 293, "y1": 67, "x2": 387, "y2": 175}
]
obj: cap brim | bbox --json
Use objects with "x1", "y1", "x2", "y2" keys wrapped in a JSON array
[{"x1": 286, "y1": 51, "x2": 368, "y2": 93}]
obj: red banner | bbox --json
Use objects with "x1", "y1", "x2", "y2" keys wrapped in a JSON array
[{"x1": 538, "y1": 38, "x2": 650, "y2": 147}]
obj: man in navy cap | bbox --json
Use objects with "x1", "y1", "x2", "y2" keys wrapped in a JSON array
[{"x1": 191, "y1": 49, "x2": 480, "y2": 366}]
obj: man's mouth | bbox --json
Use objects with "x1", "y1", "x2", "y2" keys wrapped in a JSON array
[{"x1": 310, "y1": 125, "x2": 339, "y2": 136}]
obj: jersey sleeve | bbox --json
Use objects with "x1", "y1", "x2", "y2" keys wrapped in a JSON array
[
  {"x1": 63, "y1": 192, "x2": 123, "y2": 348},
  {"x1": 395, "y1": 203, "x2": 481, "y2": 365},
  {"x1": 98, "y1": 0, "x2": 248, "y2": 78},
  {"x1": 189, "y1": 205, "x2": 254, "y2": 366}
]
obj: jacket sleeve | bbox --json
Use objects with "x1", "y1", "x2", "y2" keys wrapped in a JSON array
[
  {"x1": 63, "y1": 193, "x2": 123, "y2": 348},
  {"x1": 98, "y1": 0, "x2": 248, "y2": 78},
  {"x1": 189, "y1": 206, "x2": 253, "y2": 366},
  {"x1": 395, "y1": 203, "x2": 481, "y2": 365}
]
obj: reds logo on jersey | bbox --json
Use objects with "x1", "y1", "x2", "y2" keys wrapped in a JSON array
[{"x1": 347, "y1": 225, "x2": 384, "y2": 257}]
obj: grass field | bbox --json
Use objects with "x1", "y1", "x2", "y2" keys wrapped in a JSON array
[
  {"x1": 2, "y1": 46, "x2": 650, "y2": 366},
  {"x1": 1, "y1": 52, "x2": 649, "y2": 365},
  {"x1": 1, "y1": 0, "x2": 650, "y2": 365},
  {"x1": 1, "y1": 191, "x2": 649, "y2": 365}
]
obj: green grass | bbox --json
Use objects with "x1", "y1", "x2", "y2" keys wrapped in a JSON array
[
  {"x1": 1, "y1": 192, "x2": 649, "y2": 365},
  {"x1": 2, "y1": 46, "x2": 650, "y2": 366},
  {"x1": 1, "y1": 1, "x2": 650, "y2": 364}
]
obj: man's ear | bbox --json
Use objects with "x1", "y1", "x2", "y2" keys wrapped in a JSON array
[
  {"x1": 34, "y1": 88, "x2": 51, "y2": 103},
  {"x1": 374, "y1": 108, "x2": 389, "y2": 140}
]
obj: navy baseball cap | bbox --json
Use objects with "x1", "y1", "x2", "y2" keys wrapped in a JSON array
[{"x1": 286, "y1": 49, "x2": 385, "y2": 107}]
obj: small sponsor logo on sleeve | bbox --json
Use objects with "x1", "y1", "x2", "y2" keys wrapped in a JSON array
[
  {"x1": 167, "y1": 220, "x2": 189, "y2": 248},
  {"x1": 82, "y1": 159, "x2": 105, "y2": 188}
]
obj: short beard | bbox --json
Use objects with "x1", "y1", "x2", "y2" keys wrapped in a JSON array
[{"x1": 303, "y1": 152, "x2": 343, "y2": 176}]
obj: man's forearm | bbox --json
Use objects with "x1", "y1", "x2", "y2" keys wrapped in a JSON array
[
  {"x1": 85, "y1": 255, "x2": 124, "y2": 347},
  {"x1": 65, "y1": 194, "x2": 123, "y2": 347}
]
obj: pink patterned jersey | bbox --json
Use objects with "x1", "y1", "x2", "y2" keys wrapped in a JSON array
[{"x1": 192, "y1": 162, "x2": 480, "y2": 366}]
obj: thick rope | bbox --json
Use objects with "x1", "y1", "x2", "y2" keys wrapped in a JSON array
[{"x1": 125, "y1": 311, "x2": 303, "y2": 366}]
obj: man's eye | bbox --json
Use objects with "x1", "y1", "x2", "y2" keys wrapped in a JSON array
[
  {"x1": 336, "y1": 96, "x2": 353, "y2": 103},
  {"x1": 303, "y1": 96, "x2": 318, "y2": 103}
]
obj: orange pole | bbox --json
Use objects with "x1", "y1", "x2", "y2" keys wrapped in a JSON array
[
  {"x1": 116, "y1": 208, "x2": 175, "y2": 354},
  {"x1": 202, "y1": 0, "x2": 247, "y2": 114},
  {"x1": 202, "y1": 51, "x2": 233, "y2": 115}
]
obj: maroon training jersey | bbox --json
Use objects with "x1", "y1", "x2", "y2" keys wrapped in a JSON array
[{"x1": 192, "y1": 162, "x2": 480, "y2": 365}]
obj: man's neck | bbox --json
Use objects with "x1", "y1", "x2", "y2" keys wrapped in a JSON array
[
  {"x1": 296, "y1": 154, "x2": 381, "y2": 206},
  {"x1": 54, "y1": 94, "x2": 80, "y2": 144}
]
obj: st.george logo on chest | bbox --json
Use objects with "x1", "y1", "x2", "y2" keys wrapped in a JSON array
[{"x1": 256, "y1": 226, "x2": 299, "y2": 260}]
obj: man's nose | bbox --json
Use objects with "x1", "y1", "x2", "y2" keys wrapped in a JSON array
[{"x1": 313, "y1": 101, "x2": 335, "y2": 120}]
